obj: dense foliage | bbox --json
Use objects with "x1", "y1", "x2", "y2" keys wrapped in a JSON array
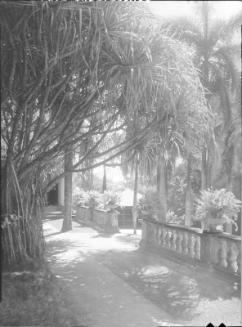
[
  {"x1": 75, "y1": 189, "x2": 120, "y2": 211},
  {"x1": 194, "y1": 188, "x2": 241, "y2": 230},
  {"x1": 0, "y1": 0, "x2": 225, "y2": 265}
]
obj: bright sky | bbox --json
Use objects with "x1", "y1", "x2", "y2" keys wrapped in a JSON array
[
  {"x1": 148, "y1": 1, "x2": 242, "y2": 21},
  {"x1": 94, "y1": 166, "x2": 124, "y2": 183}
]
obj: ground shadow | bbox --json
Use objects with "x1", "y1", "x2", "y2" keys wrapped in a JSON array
[
  {"x1": 44, "y1": 219, "x2": 240, "y2": 323},
  {"x1": 91, "y1": 247, "x2": 240, "y2": 321}
]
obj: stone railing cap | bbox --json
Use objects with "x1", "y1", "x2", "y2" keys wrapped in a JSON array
[
  {"x1": 143, "y1": 217, "x2": 203, "y2": 234},
  {"x1": 143, "y1": 217, "x2": 241, "y2": 240}
]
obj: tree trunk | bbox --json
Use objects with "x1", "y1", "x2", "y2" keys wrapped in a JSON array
[
  {"x1": 102, "y1": 164, "x2": 107, "y2": 193},
  {"x1": 61, "y1": 147, "x2": 73, "y2": 232},
  {"x1": 1, "y1": 164, "x2": 10, "y2": 215},
  {"x1": 201, "y1": 147, "x2": 207, "y2": 190},
  {"x1": 1, "y1": 161, "x2": 44, "y2": 269},
  {"x1": 225, "y1": 146, "x2": 234, "y2": 233},
  {"x1": 132, "y1": 156, "x2": 139, "y2": 235},
  {"x1": 87, "y1": 169, "x2": 94, "y2": 191},
  {"x1": 206, "y1": 141, "x2": 214, "y2": 189},
  {"x1": 227, "y1": 146, "x2": 234, "y2": 192},
  {"x1": 157, "y1": 153, "x2": 167, "y2": 222},
  {"x1": 185, "y1": 154, "x2": 193, "y2": 227}
]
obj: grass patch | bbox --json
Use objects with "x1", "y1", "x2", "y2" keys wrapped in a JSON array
[{"x1": 0, "y1": 264, "x2": 81, "y2": 327}]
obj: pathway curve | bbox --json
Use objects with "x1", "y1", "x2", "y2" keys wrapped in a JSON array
[{"x1": 43, "y1": 215, "x2": 240, "y2": 327}]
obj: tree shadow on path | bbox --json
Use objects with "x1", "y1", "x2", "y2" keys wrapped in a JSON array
[{"x1": 44, "y1": 219, "x2": 241, "y2": 325}]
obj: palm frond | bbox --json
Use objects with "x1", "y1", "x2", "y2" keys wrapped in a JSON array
[
  {"x1": 160, "y1": 16, "x2": 202, "y2": 41},
  {"x1": 213, "y1": 45, "x2": 240, "y2": 90},
  {"x1": 220, "y1": 11, "x2": 242, "y2": 40}
]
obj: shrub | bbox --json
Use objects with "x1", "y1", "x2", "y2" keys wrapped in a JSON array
[
  {"x1": 101, "y1": 191, "x2": 120, "y2": 211},
  {"x1": 166, "y1": 210, "x2": 185, "y2": 225},
  {"x1": 86, "y1": 191, "x2": 102, "y2": 209}
]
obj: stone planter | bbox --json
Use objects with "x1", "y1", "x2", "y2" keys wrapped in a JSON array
[
  {"x1": 105, "y1": 210, "x2": 119, "y2": 233},
  {"x1": 202, "y1": 229, "x2": 223, "y2": 235},
  {"x1": 201, "y1": 217, "x2": 225, "y2": 233},
  {"x1": 76, "y1": 206, "x2": 119, "y2": 233}
]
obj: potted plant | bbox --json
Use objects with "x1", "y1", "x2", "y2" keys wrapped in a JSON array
[
  {"x1": 166, "y1": 210, "x2": 185, "y2": 225},
  {"x1": 194, "y1": 188, "x2": 241, "y2": 233},
  {"x1": 102, "y1": 191, "x2": 120, "y2": 213}
]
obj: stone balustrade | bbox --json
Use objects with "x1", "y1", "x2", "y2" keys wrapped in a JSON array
[
  {"x1": 205, "y1": 232, "x2": 241, "y2": 275},
  {"x1": 142, "y1": 218, "x2": 241, "y2": 277},
  {"x1": 76, "y1": 205, "x2": 119, "y2": 233}
]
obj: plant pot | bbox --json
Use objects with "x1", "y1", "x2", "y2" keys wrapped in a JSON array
[
  {"x1": 202, "y1": 217, "x2": 225, "y2": 233},
  {"x1": 203, "y1": 229, "x2": 223, "y2": 234}
]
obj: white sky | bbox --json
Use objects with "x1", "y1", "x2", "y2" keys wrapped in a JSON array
[{"x1": 148, "y1": 1, "x2": 242, "y2": 21}]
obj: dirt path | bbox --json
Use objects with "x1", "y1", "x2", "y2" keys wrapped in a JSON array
[{"x1": 43, "y1": 217, "x2": 241, "y2": 327}]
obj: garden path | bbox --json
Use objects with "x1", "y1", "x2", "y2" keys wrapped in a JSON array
[{"x1": 43, "y1": 208, "x2": 241, "y2": 327}]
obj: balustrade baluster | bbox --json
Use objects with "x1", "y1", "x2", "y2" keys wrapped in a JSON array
[
  {"x1": 157, "y1": 226, "x2": 162, "y2": 245},
  {"x1": 153, "y1": 225, "x2": 157, "y2": 244},
  {"x1": 237, "y1": 247, "x2": 241, "y2": 274},
  {"x1": 182, "y1": 232, "x2": 189, "y2": 255},
  {"x1": 176, "y1": 231, "x2": 180, "y2": 252},
  {"x1": 165, "y1": 229, "x2": 169, "y2": 248},
  {"x1": 217, "y1": 240, "x2": 228, "y2": 269},
  {"x1": 194, "y1": 236, "x2": 201, "y2": 260},
  {"x1": 166, "y1": 230, "x2": 169, "y2": 248},
  {"x1": 189, "y1": 234, "x2": 195, "y2": 258},
  {"x1": 172, "y1": 230, "x2": 177, "y2": 251},
  {"x1": 187, "y1": 233, "x2": 191, "y2": 257},
  {"x1": 154, "y1": 227, "x2": 158, "y2": 244},
  {"x1": 168, "y1": 230, "x2": 172, "y2": 249},
  {"x1": 167, "y1": 229, "x2": 171, "y2": 248},
  {"x1": 161, "y1": 228, "x2": 165, "y2": 246},
  {"x1": 159, "y1": 226, "x2": 163, "y2": 245},
  {"x1": 227, "y1": 243, "x2": 238, "y2": 273},
  {"x1": 178, "y1": 232, "x2": 183, "y2": 253}
]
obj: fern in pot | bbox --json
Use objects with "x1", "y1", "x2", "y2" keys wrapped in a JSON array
[
  {"x1": 194, "y1": 188, "x2": 241, "y2": 233},
  {"x1": 102, "y1": 191, "x2": 120, "y2": 213}
]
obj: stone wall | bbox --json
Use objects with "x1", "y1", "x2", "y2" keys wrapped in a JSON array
[{"x1": 76, "y1": 206, "x2": 119, "y2": 233}]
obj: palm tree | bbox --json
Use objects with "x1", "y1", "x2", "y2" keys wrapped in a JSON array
[
  {"x1": 121, "y1": 124, "x2": 149, "y2": 234},
  {"x1": 161, "y1": 1, "x2": 241, "y2": 190},
  {"x1": 132, "y1": 153, "x2": 139, "y2": 234},
  {"x1": 1, "y1": 1, "x2": 210, "y2": 266},
  {"x1": 61, "y1": 146, "x2": 73, "y2": 232}
]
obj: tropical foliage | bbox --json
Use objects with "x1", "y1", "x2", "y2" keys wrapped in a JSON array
[
  {"x1": 3, "y1": 0, "x2": 235, "y2": 267},
  {"x1": 194, "y1": 188, "x2": 241, "y2": 230},
  {"x1": 161, "y1": 1, "x2": 241, "y2": 190},
  {"x1": 75, "y1": 189, "x2": 120, "y2": 211}
]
